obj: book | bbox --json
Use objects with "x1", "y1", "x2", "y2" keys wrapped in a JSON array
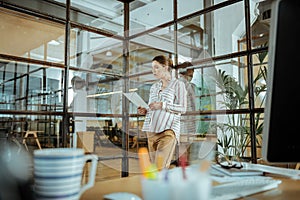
[{"x1": 212, "y1": 164, "x2": 264, "y2": 177}]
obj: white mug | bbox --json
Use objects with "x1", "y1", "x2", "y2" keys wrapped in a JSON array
[{"x1": 33, "y1": 148, "x2": 98, "y2": 200}]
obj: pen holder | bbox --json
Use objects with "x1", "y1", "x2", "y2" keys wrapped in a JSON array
[
  {"x1": 141, "y1": 167, "x2": 212, "y2": 200},
  {"x1": 141, "y1": 178, "x2": 170, "y2": 200}
]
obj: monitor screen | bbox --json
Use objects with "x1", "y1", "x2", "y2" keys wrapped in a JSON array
[{"x1": 262, "y1": 0, "x2": 300, "y2": 163}]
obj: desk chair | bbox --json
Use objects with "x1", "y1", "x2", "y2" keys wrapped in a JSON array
[{"x1": 22, "y1": 131, "x2": 42, "y2": 150}]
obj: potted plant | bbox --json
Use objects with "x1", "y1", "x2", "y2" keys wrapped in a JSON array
[{"x1": 211, "y1": 57, "x2": 267, "y2": 165}]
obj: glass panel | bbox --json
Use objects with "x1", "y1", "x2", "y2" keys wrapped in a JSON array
[
  {"x1": 25, "y1": 66, "x2": 64, "y2": 112},
  {"x1": 212, "y1": 57, "x2": 249, "y2": 110},
  {"x1": 129, "y1": 0, "x2": 174, "y2": 35},
  {"x1": 129, "y1": 49, "x2": 175, "y2": 100},
  {"x1": 70, "y1": 0, "x2": 124, "y2": 36},
  {"x1": 0, "y1": 61, "x2": 17, "y2": 111},
  {"x1": 213, "y1": 1, "x2": 245, "y2": 57},
  {"x1": 131, "y1": 26, "x2": 175, "y2": 58},
  {"x1": 22, "y1": 114, "x2": 63, "y2": 147},
  {"x1": 177, "y1": 15, "x2": 205, "y2": 60},
  {"x1": 0, "y1": 0, "x2": 262, "y2": 157},
  {"x1": 178, "y1": 0, "x2": 204, "y2": 18},
  {"x1": 250, "y1": 52, "x2": 265, "y2": 158},
  {"x1": 214, "y1": 113, "x2": 258, "y2": 163},
  {"x1": 3, "y1": 0, "x2": 67, "y2": 20},
  {"x1": 128, "y1": 45, "x2": 172, "y2": 75},
  {"x1": 0, "y1": 59, "x2": 65, "y2": 112},
  {"x1": 0, "y1": 8, "x2": 65, "y2": 63},
  {"x1": 0, "y1": 113, "x2": 63, "y2": 147},
  {"x1": 249, "y1": 0, "x2": 270, "y2": 49},
  {"x1": 178, "y1": 0, "x2": 229, "y2": 18},
  {"x1": 252, "y1": 52, "x2": 268, "y2": 109},
  {"x1": 67, "y1": 28, "x2": 126, "y2": 137},
  {"x1": 177, "y1": 1, "x2": 245, "y2": 59},
  {"x1": 128, "y1": 46, "x2": 154, "y2": 77},
  {"x1": 68, "y1": 69, "x2": 146, "y2": 143},
  {"x1": 71, "y1": 28, "x2": 123, "y2": 72}
]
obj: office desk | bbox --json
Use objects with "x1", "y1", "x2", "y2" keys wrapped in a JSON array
[{"x1": 81, "y1": 174, "x2": 300, "y2": 200}]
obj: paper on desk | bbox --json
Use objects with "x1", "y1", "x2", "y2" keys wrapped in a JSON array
[{"x1": 123, "y1": 92, "x2": 149, "y2": 109}]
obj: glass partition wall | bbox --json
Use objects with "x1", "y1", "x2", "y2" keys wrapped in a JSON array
[{"x1": 0, "y1": 0, "x2": 270, "y2": 176}]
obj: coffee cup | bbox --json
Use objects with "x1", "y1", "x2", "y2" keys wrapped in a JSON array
[{"x1": 33, "y1": 148, "x2": 98, "y2": 200}]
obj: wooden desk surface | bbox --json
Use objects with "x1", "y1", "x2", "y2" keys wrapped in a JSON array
[
  {"x1": 81, "y1": 175, "x2": 142, "y2": 200},
  {"x1": 81, "y1": 173, "x2": 300, "y2": 200}
]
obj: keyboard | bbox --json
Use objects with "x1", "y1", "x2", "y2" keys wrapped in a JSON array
[{"x1": 211, "y1": 177, "x2": 282, "y2": 200}]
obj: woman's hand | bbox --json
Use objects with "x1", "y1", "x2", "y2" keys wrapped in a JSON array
[
  {"x1": 149, "y1": 102, "x2": 163, "y2": 110},
  {"x1": 137, "y1": 106, "x2": 147, "y2": 115}
]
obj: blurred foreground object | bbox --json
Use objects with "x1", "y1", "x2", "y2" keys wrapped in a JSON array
[{"x1": 0, "y1": 142, "x2": 35, "y2": 200}]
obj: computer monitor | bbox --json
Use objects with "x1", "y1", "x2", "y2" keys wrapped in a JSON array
[{"x1": 262, "y1": 0, "x2": 300, "y2": 163}]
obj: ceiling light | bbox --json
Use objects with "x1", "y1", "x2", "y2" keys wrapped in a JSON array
[
  {"x1": 48, "y1": 40, "x2": 60, "y2": 46},
  {"x1": 87, "y1": 88, "x2": 138, "y2": 98},
  {"x1": 106, "y1": 50, "x2": 112, "y2": 57}
]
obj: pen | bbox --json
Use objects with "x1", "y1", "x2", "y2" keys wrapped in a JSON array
[
  {"x1": 179, "y1": 153, "x2": 187, "y2": 180},
  {"x1": 161, "y1": 168, "x2": 169, "y2": 182},
  {"x1": 156, "y1": 152, "x2": 164, "y2": 171},
  {"x1": 144, "y1": 164, "x2": 158, "y2": 180}
]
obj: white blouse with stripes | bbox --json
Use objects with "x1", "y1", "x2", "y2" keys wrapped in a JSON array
[{"x1": 142, "y1": 79, "x2": 187, "y2": 143}]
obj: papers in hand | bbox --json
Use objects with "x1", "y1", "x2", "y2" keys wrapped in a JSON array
[{"x1": 123, "y1": 92, "x2": 149, "y2": 109}]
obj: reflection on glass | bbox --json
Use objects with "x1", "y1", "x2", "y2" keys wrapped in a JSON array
[
  {"x1": 178, "y1": 0, "x2": 204, "y2": 18},
  {"x1": 249, "y1": 0, "x2": 270, "y2": 49},
  {"x1": 0, "y1": 9, "x2": 65, "y2": 63},
  {"x1": 252, "y1": 53, "x2": 267, "y2": 109},
  {"x1": 129, "y1": 0, "x2": 174, "y2": 35},
  {"x1": 71, "y1": 29, "x2": 123, "y2": 73},
  {"x1": 178, "y1": 0, "x2": 229, "y2": 18},
  {"x1": 71, "y1": 0, "x2": 124, "y2": 35},
  {"x1": 0, "y1": 60, "x2": 64, "y2": 112}
]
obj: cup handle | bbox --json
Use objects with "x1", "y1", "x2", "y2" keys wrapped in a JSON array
[{"x1": 79, "y1": 154, "x2": 98, "y2": 196}]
